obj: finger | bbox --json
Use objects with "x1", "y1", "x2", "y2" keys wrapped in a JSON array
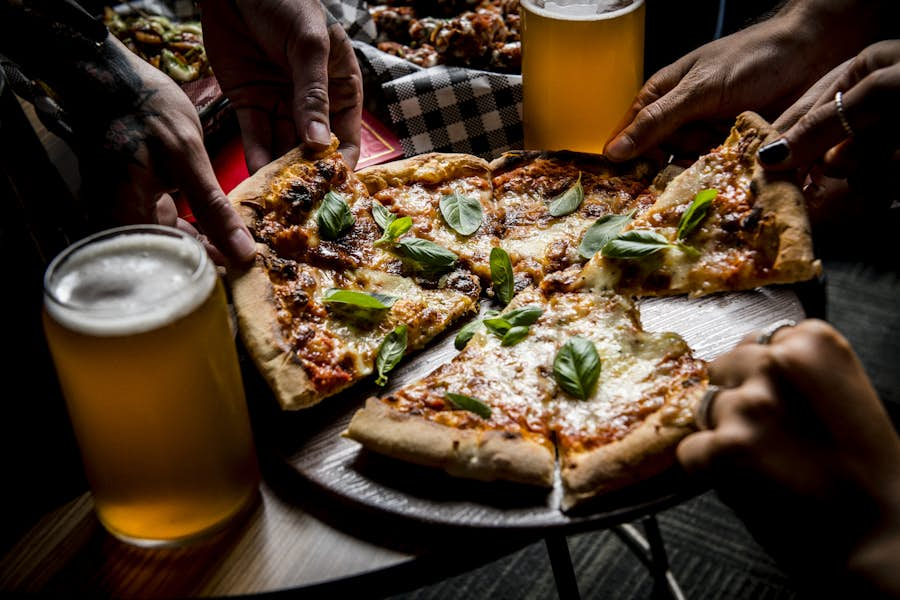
[
  {"x1": 773, "y1": 60, "x2": 849, "y2": 131},
  {"x1": 767, "y1": 320, "x2": 891, "y2": 444},
  {"x1": 235, "y1": 107, "x2": 276, "y2": 174},
  {"x1": 707, "y1": 342, "x2": 773, "y2": 389},
  {"x1": 156, "y1": 194, "x2": 179, "y2": 228},
  {"x1": 760, "y1": 51, "x2": 900, "y2": 172},
  {"x1": 676, "y1": 430, "x2": 721, "y2": 475},
  {"x1": 166, "y1": 141, "x2": 256, "y2": 267},
  {"x1": 286, "y1": 14, "x2": 333, "y2": 152},
  {"x1": 176, "y1": 217, "x2": 228, "y2": 266},
  {"x1": 327, "y1": 24, "x2": 363, "y2": 168},
  {"x1": 604, "y1": 58, "x2": 696, "y2": 161}
]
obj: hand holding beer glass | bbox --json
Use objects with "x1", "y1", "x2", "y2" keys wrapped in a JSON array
[
  {"x1": 42, "y1": 225, "x2": 259, "y2": 547},
  {"x1": 521, "y1": 0, "x2": 645, "y2": 154}
]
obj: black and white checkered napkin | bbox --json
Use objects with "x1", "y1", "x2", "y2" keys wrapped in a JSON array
[{"x1": 326, "y1": 0, "x2": 524, "y2": 160}]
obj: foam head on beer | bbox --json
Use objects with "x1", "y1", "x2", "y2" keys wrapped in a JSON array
[
  {"x1": 540, "y1": 0, "x2": 634, "y2": 16},
  {"x1": 45, "y1": 232, "x2": 215, "y2": 337}
]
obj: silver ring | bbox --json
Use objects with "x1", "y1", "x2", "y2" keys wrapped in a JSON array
[
  {"x1": 834, "y1": 91, "x2": 854, "y2": 137},
  {"x1": 694, "y1": 385, "x2": 720, "y2": 430},
  {"x1": 755, "y1": 319, "x2": 797, "y2": 345}
]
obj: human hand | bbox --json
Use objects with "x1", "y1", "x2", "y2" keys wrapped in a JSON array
[
  {"x1": 678, "y1": 320, "x2": 900, "y2": 595},
  {"x1": 757, "y1": 40, "x2": 900, "y2": 219},
  {"x1": 78, "y1": 36, "x2": 256, "y2": 267},
  {"x1": 604, "y1": 2, "x2": 871, "y2": 162},
  {"x1": 200, "y1": 0, "x2": 363, "y2": 172}
]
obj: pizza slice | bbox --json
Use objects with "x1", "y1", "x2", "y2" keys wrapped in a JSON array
[
  {"x1": 343, "y1": 287, "x2": 707, "y2": 508},
  {"x1": 228, "y1": 139, "x2": 482, "y2": 409},
  {"x1": 356, "y1": 153, "x2": 500, "y2": 282},
  {"x1": 576, "y1": 112, "x2": 822, "y2": 297},
  {"x1": 488, "y1": 150, "x2": 668, "y2": 290}
]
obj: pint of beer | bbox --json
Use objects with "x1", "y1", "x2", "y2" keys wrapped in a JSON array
[
  {"x1": 521, "y1": 0, "x2": 645, "y2": 153},
  {"x1": 42, "y1": 225, "x2": 259, "y2": 546}
]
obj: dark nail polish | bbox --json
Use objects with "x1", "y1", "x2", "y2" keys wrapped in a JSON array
[{"x1": 757, "y1": 139, "x2": 790, "y2": 165}]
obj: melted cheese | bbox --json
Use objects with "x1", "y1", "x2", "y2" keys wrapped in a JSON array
[{"x1": 386, "y1": 287, "x2": 704, "y2": 446}]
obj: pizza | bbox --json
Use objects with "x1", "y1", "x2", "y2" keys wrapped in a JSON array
[
  {"x1": 576, "y1": 112, "x2": 822, "y2": 297},
  {"x1": 345, "y1": 287, "x2": 705, "y2": 508},
  {"x1": 227, "y1": 111, "x2": 819, "y2": 508},
  {"x1": 227, "y1": 144, "x2": 482, "y2": 409}
]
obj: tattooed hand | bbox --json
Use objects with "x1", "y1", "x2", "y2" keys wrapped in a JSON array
[
  {"x1": 75, "y1": 36, "x2": 256, "y2": 267},
  {"x1": 201, "y1": 0, "x2": 363, "y2": 172}
]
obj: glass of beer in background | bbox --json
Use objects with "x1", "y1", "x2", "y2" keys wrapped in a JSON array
[
  {"x1": 521, "y1": 0, "x2": 645, "y2": 153},
  {"x1": 42, "y1": 225, "x2": 259, "y2": 547}
]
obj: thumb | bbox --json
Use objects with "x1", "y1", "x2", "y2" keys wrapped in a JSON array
[{"x1": 287, "y1": 21, "x2": 333, "y2": 150}]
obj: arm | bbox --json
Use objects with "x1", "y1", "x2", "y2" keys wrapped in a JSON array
[
  {"x1": 678, "y1": 320, "x2": 900, "y2": 596},
  {"x1": 0, "y1": 0, "x2": 256, "y2": 266},
  {"x1": 604, "y1": 0, "x2": 899, "y2": 162},
  {"x1": 199, "y1": 0, "x2": 364, "y2": 172}
]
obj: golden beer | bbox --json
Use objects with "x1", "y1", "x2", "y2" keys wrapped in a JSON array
[
  {"x1": 42, "y1": 225, "x2": 259, "y2": 546},
  {"x1": 521, "y1": 0, "x2": 645, "y2": 153}
]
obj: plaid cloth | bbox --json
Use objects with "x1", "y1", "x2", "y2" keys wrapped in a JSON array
[{"x1": 328, "y1": 0, "x2": 524, "y2": 160}]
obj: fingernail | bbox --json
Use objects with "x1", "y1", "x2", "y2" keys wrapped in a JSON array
[
  {"x1": 604, "y1": 135, "x2": 634, "y2": 161},
  {"x1": 758, "y1": 139, "x2": 790, "y2": 165},
  {"x1": 307, "y1": 121, "x2": 331, "y2": 146},
  {"x1": 230, "y1": 227, "x2": 256, "y2": 263}
]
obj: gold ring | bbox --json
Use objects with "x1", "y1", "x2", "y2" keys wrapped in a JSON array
[
  {"x1": 694, "y1": 385, "x2": 720, "y2": 431},
  {"x1": 835, "y1": 91, "x2": 854, "y2": 137},
  {"x1": 755, "y1": 319, "x2": 797, "y2": 345}
]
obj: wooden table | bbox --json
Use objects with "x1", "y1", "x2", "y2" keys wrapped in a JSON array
[{"x1": 0, "y1": 465, "x2": 547, "y2": 598}]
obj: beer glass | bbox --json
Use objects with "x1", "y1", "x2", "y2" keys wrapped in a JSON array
[
  {"x1": 521, "y1": 0, "x2": 645, "y2": 153},
  {"x1": 42, "y1": 225, "x2": 259, "y2": 547}
]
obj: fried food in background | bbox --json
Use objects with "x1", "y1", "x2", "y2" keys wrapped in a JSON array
[{"x1": 103, "y1": 6, "x2": 212, "y2": 83}]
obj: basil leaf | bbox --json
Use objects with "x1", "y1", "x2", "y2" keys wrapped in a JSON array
[
  {"x1": 483, "y1": 316, "x2": 512, "y2": 337},
  {"x1": 396, "y1": 238, "x2": 458, "y2": 273},
  {"x1": 553, "y1": 336, "x2": 601, "y2": 400},
  {"x1": 445, "y1": 392, "x2": 492, "y2": 419},
  {"x1": 371, "y1": 200, "x2": 396, "y2": 230},
  {"x1": 501, "y1": 305, "x2": 543, "y2": 328},
  {"x1": 676, "y1": 189, "x2": 717, "y2": 241},
  {"x1": 440, "y1": 193, "x2": 483, "y2": 236},
  {"x1": 454, "y1": 318, "x2": 482, "y2": 350},
  {"x1": 578, "y1": 212, "x2": 635, "y2": 259},
  {"x1": 548, "y1": 172, "x2": 584, "y2": 217},
  {"x1": 501, "y1": 325, "x2": 530, "y2": 346},
  {"x1": 374, "y1": 324, "x2": 408, "y2": 387},
  {"x1": 323, "y1": 288, "x2": 396, "y2": 310},
  {"x1": 317, "y1": 191, "x2": 355, "y2": 240},
  {"x1": 490, "y1": 247, "x2": 515, "y2": 305},
  {"x1": 375, "y1": 215, "x2": 413, "y2": 246},
  {"x1": 601, "y1": 230, "x2": 674, "y2": 259}
]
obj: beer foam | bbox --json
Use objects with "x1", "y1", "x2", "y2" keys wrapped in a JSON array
[
  {"x1": 45, "y1": 232, "x2": 216, "y2": 337},
  {"x1": 527, "y1": 0, "x2": 641, "y2": 19}
]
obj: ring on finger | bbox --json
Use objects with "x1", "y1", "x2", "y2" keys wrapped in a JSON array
[
  {"x1": 694, "y1": 385, "x2": 721, "y2": 431},
  {"x1": 834, "y1": 91, "x2": 855, "y2": 137},
  {"x1": 756, "y1": 319, "x2": 797, "y2": 345}
]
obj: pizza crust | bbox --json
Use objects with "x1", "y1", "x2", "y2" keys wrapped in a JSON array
[
  {"x1": 560, "y1": 390, "x2": 701, "y2": 510},
  {"x1": 733, "y1": 112, "x2": 821, "y2": 284},
  {"x1": 357, "y1": 152, "x2": 492, "y2": 191},
  {"x1": 228, "y1": 248, "x2": 323, "y2": 410},
  {"x1": 344, "y1": 397, "x2": 556, "y2": 487}
]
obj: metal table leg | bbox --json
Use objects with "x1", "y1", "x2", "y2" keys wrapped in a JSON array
[
  {"x1": 612, "y1": 516, "x2": 685, "y2": 600},
  {"x1": 544, "y1": 534, "x2": 580, "y2": 600}
]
